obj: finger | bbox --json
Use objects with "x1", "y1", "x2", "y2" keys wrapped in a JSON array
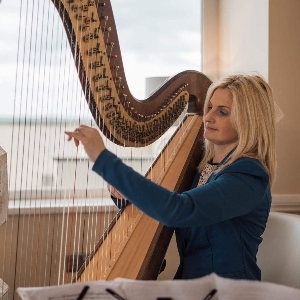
[
  {"x1": 107, "y1": 184, "x2": 113, "y2": 193},
  {"x1": 107, "y1": 184, "x2": 124, "y2": 199},
  {"x1": 74, "y1": 127, "x2": 85, "y2": 134},
  {"x1": 78, "y1": 124, "x2": 91, "y2": 129},
  {"x1": 65, "y1": 131, "x2": 82, "y2": 139},
  {"x1": 74, "y1": 126, "x2": 93, "y2": 137},
  {"x1": 65, "y1": 132, "x2": 76, "y2": 142},
  {"x1": 65, "y1": 131, "x2": 82, "y2": 146},
  {"x1": 78, "y1": 125, "x2": 101, "y2": 138},
  {"x1": 114, "y1": 189, "x2": 125, "y2": 199}
]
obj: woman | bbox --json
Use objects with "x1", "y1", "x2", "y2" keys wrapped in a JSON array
[{"x1": 65, "y1": 73, "x2": 276, "y2": 281}]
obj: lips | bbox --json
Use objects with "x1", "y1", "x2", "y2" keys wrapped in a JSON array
[{"x1": 205, "y1": 126, "x2": 217, "y2": 131}]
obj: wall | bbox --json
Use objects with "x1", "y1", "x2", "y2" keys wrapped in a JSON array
[
  {"x1": 202, "y1": 0, "x2": 300, "y2": 210},
  {"x1": 202, "y1": 0, "x2": 269, "y2": 80},
  {"x1": 269, "y1": 0, "x2": 300, "y2": 198},
  {"x1": 159, "y1": 0, "x2": 300, "y2": 282}
]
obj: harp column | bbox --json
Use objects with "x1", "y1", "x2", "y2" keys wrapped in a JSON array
[{"x1": 145, "y1": 77, "x2": 181, "y2": 280}]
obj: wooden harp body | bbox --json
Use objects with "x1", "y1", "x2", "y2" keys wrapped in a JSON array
[
  {"x1": 50, "y1": 0, "x2": 212, "y2": 281},
  {"x1": 76, "y1": 114, "x2": 206, "y2": 280},
  {"x1": 0, "y1": 1, "x2": 212, "y2": 295}
]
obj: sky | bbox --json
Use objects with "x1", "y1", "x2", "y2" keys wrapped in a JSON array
[{"x1": 0, "y1": 0, "x2": 202, "y2": 118}]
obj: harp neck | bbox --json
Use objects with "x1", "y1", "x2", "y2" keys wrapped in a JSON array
[{"x1": 52, "y1": 0, "x2": 211, "y2": 147}]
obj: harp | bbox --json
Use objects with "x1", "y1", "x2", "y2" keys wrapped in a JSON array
[
  {"x1": 0, "y1": 0, "x2": 211, "y2": 297},
  {"x1": 52, "y1": 0, "x2": 211, "y2": 281}
]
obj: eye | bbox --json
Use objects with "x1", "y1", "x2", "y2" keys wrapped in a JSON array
[{"x1": 218, "y1": 109, "x2": 229, "y2": 116}]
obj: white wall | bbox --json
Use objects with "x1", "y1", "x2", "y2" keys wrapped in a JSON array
[
  {"x1": 203, "y1": 0, "x2": 269, "y2": 79},
  {"x1": 202, "y1": 0, "x2": 300, "y2": 208}
]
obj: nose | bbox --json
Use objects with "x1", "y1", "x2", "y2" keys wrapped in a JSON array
[{"x1": 204, "y1": 109, "x2": 214, "y2": 123}]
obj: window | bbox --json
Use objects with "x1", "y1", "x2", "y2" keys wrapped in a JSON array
[{"x1": 0, "y1": 0, "x2": 202, "y2": 206}]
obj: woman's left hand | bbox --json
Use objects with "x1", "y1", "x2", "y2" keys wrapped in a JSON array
[
  {"x1": 65, "y1": 125, "x2": 105, "y2": 162},
  {"x1": 107, "y1": 183, "x2": 127, "y2": 200}
]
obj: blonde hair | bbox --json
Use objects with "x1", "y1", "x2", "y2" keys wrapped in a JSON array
[{"x1": 199, "y1": 73, "x2": 276, "y2": 185}]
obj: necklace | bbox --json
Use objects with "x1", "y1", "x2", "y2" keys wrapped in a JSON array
[{"x1": 197, "y1": 163, "x2": 218, "y2": 186}]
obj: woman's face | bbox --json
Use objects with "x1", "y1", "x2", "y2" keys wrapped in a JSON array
[{"x1": 203, "y1": 88, "x2": 238, "y2": 147}]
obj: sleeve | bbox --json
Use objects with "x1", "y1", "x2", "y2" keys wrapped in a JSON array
[{"x1": 92, "y1": 149, "x2": 269, "y2": 228}]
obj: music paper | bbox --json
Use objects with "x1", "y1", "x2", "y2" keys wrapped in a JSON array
[
  {"x1": 0, "y1": 277, "x2": 9, "y2": 299},
  {"x1": 17, "y1": 273, "x2": 300, "y2": 300}
]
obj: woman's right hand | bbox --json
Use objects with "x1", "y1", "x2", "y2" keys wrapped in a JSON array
[
  {"x1": 107, "y1": 183, "x2": 127, "y2": 200},
  {"x1": 65, "y1": 125, "x2": 105, "y2": 162}
]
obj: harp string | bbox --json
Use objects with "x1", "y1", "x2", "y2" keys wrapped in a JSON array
[
  {"x1": 7, "y1": 0, "x2": 23, "y2": 290},
  {"x1": 59, "y1": 0, "x2": 100, "y2": 284},
  {"x1": 68, "y1": 1, "x2": 98, "y2": 280},
  {"x1": 0, "y1": 0, "x2": 207, "y2": 295},
  {"x1": 65, "y1": 1, "x2": 84, "y2": 283},
  {"x1": 55, "y1": 4, "x2": 69, "y2": 285},
  {"x1": 45, "y1": 1, "x2": 65, "y2": 286},
  {"x1": 11, "y1": 2, "x2": 32, "y2": 288},
  {"x1": 27, "y1": 3, "x2": 40, "y2": 282},
  {"x1": 78, "y1": 5, "x2": 107, "y2": 284},
  {"x1": 34, "y1": 1, "x2": 59, "y2": 285}
]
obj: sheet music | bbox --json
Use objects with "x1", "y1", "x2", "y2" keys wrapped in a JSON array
[
  {"x1": 17, "y1": 282, "x2": 122, "y2": 300},
  {"x1": 17, "y1": 277, "x2": 215, "y2": 300},
  {"x1": 17, "y1": 273, "x2": 300, "y2": 300},
  {"x1": 0, "y1": 146, "x2": 8, "y2": 226},
  {"x1": 0, "y1": 277, "x2": 9, "y2": 299}
]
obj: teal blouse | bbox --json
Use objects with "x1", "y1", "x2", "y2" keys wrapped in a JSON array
[{"x1": 92, "y1": 149, "x2": 271, "y2": 280}]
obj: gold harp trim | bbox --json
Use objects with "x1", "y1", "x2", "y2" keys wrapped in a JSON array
[{"x1": 52, "y1": 0, "x2": 211, "y2": 146}]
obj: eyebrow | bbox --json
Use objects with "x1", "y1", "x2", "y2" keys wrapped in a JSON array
[{"x1": 208, "y1": 103, "x2": 231, "y2": 110}]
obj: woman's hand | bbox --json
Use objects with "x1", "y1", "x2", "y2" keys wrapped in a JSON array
[
  {"x1": 65, "y1": 125, "x2": 105, "y2": 162},
  {"x1": 107, "y1": 183, "x2": 127, "y2": 200}
]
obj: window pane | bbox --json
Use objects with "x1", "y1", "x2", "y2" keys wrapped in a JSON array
[
  {"x1": 0, "y1": 0, "x2": 202, "y2": 196},
  {"x1": 111, "y1": 0, "x2": 202, "y2": 98}
]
